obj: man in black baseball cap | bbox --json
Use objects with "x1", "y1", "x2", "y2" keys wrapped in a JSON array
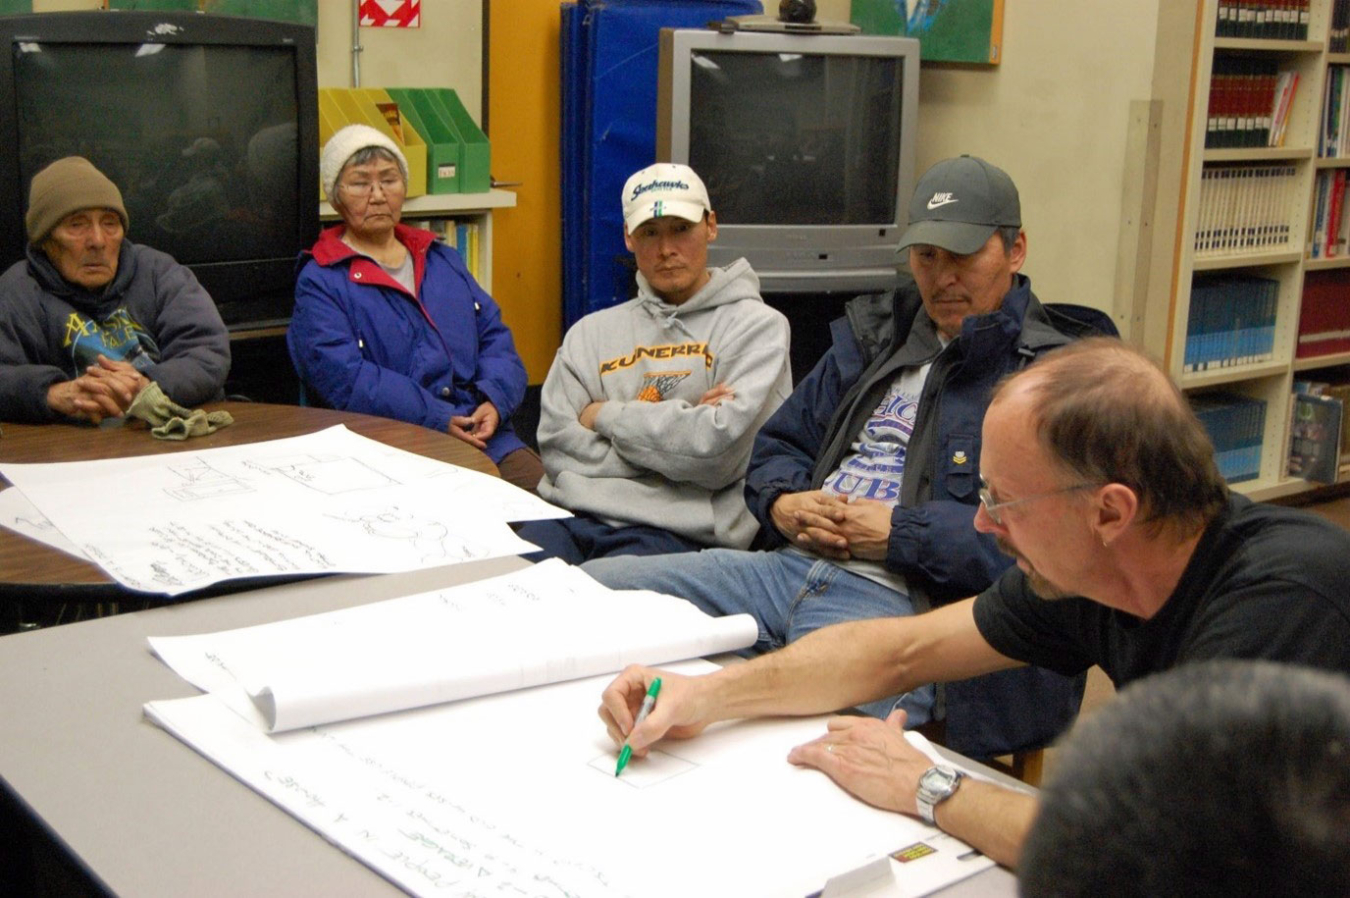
[
  {"x1": 586, "y1": 155, "x2": 1111, "y2": 764},
  {"x1": 899, "y1": 154, "x2": 1022, "y2": 252},
  {"x1": 897, "y1": 154, "x2": 1026, "y2": 340}
]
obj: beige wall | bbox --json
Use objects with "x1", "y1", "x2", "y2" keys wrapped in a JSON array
[
  {"x1": 819, "y1": 0, "x2": 1161, "y2": 321},
  {"x1": 315, "y1": 0, "x2": 482, "y2": 123}
]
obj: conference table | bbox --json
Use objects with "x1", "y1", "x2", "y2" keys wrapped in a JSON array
[
  {"x1": 0, "y1": 404, "x2": 1019, "y2": 895},
  {"x1": 0, "y1": 556, "x2": 1019, "y2": 897},
  {"x1": 0, "y1": 402, "x2": 498, "y2": 626}
]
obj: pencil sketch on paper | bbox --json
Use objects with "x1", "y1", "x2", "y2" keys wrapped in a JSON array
[
  {"x1": 327, "y1": 505, "x2": 490, "y2": 563},
  {"x1": 587, "y1": 749, "x2": 698, "y2": 788},
  {"x1": 244, "y1": 453, "x2": 400, "y2": 494},
  {"x1": 13, "y1": 511, "x2": 55, "y2": 533},
  {"x1": 164, "y1": 459, "x2": 254, "y2": 502}
]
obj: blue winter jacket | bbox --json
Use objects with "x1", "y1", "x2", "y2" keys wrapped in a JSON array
[
  {"x1": 288, "y1": 224, "x2": 527, "y2": 463},
  {"x1": 746, "y1": 274, "x2": 1089, "y2": 759}
]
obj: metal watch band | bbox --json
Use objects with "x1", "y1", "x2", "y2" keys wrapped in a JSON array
[{"x1": 916, "y1": 765, "x2": 964, "y2": 827}]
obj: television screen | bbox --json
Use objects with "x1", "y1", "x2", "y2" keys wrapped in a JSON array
[
  {"x1": 659, "y1": 28, "x2": 918, "y2": 295},
  {"x1": 13, "y1": 41, "x2": 299, "y2": 269},
  {"x1": 688, "y1": 49, "x2": 902, "y2": 227}
]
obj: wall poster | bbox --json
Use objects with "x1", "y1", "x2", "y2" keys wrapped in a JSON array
[{"x1": 851, "y1": 0, "x2": 1005, "y2": 65}]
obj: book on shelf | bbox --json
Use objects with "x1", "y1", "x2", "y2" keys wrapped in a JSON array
[
  {"x1": 1208, "y1": 56, "x2": 1281, "y2": 148},
  {"x1": 403, "y1": 217, "x2": 483, "y2": 281},
  {"x1": 1269, "y1": 68, "x2": 1299, "y2": 147},
  {"x1": 1185, "y1": 274, "x2": 1279, "y2": 372},
  {"x1": 1309, "y1": 168, "x2": 1350, "y2": 258},
  {"x1": 1320, "y1": 66, "x2": 1350, "y2": 157},
  {"x1": 1335, "y1": 0, "x2": 1350, "y2": 53},
  {"x1": 1288, "y1": 389, "x2": 1345, "y2": 483},
  {"x1": 1191, "y1": 392, "x2": 1267, "y2": 483},
  {"x1": 1206, "y1": 57, "x2": 1299, "y2": 149},
  {"x1": 1216, "y1": 0, "x2": 1310, "y2": 40},
  {"x1": 1195, "y1": 163, "x2": 1296, "y2": 257},
  {"x1": 1325, "y1": 382, "x2": 1350, "y2": 461},
  {"x1": 1328, "y1": 169, "x2": 1346, "y2": 258},
  {"x1": 1296, "y1": 269, "x2": 1350, "y2": 358}
]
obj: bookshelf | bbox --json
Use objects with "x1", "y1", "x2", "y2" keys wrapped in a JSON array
[
  {"x1": 318, "y1": 188, "x2": 517, "y2": 291},
  {"x1": 1151, "y1": 0, "x2": 1350, "y2": 501}
]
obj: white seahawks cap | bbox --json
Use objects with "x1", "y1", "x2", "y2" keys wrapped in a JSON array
[{"x1": 622, "y1": 163, "x2": 712, "y2": 234}]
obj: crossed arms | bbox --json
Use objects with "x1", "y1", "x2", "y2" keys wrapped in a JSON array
[{"x1": 538, "y1": 307, "x2": 790, "y2": 489}]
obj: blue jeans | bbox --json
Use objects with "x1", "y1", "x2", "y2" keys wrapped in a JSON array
[
  {"x1": 581, "y1": 547, "x2": 935, "y2": 725},
  {"x1": 516, "y1": 513, "x2": 702, "y2": 565}
]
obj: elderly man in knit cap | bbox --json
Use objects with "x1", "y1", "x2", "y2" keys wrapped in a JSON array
[
  {"x1": 288, "y1": 123, "x2": 542, "y2": 489},
  {"x1": 0, "y1": 156, "x2": 230, "y2": 424}
]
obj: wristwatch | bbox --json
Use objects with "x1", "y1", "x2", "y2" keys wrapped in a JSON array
[{"x1": 915, "y1": 765, "x2": 965, "y2": 827}]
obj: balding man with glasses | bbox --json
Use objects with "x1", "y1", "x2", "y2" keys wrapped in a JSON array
[{"x1": 599, "y1": 338, "x2": 1350, "y2": 870}]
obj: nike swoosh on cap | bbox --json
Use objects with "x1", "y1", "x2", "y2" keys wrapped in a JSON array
[{"x1": 926, "y1": 196, "x2": 959, "y2": 210}]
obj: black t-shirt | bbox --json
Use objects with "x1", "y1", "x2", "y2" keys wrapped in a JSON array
[{"x1": 972, "y1": 494, "x2": 1350, "y2": 686}]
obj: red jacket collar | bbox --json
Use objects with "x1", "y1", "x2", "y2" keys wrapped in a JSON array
[
  {"x1": 310, "y1": 222, "x2": 435, "y2": 264},
  {"x1": 309, "y1": 222, "x2": 434, "y2": 297}
]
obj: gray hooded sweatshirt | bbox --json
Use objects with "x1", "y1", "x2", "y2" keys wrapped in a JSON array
[{"x1": 537, "y1": 258, "x2": 791, "y2": 548}]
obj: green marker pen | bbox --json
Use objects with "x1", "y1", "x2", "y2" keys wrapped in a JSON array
[{"x1": 615, "y1": 677, "x2": 662, "y2": 777}]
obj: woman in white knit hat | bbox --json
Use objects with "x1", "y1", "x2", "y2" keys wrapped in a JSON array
[{"x1": 287, "y1": 124, "x2": 542, "y2": 489}]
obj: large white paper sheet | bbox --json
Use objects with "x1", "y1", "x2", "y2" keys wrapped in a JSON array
[
  {"x1": 149, "y1": 560, "x2": 760, "y2": 732},
  {"x1": 146, "y1": 661, "x2": 993, "y2": 898},
  {"x1": 0, "y1": 426, "x2": 565, "y2": 595},
  {"x1": 0, "y1": 486, "x2": 86, "y2": 559}
]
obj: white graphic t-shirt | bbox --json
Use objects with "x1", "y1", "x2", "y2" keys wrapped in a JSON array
[{"x1": 811, "y1": 360, "x2": 936, "y2": 593}]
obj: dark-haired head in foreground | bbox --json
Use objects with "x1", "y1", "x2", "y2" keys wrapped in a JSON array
[{"x1": 1021, "y1": 660, "x2": 1350, "y2": 897}]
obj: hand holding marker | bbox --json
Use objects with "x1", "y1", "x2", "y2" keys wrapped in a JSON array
[{"x1": 615, "y1": 678, "x2": 662, "y2": 777}]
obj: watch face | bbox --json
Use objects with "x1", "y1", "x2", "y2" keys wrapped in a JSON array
[{"x1": 920, "y1": 766, "x2": 959, "y2": 794}]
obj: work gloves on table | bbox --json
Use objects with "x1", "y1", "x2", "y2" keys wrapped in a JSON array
[{"x1": 127, "y1": 382, "x2": 234, "y2": 441}]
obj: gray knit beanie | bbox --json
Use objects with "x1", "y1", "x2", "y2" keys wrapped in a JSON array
[
  {"x1": 25, "y1": 156, "x2": 129, "y2": 244},
  {"x1": 320, "y1": 124, "x2": 409, "y2": 206}
]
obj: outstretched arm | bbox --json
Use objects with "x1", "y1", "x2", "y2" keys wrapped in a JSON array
[
  {"x1": 786, "y1": 711, "x2": 1038, "y2": 868},
  {"x1": 598, "y1": 599, "x2": 1019, "y2": 754}
]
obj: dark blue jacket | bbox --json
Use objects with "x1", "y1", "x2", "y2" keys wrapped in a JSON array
[
  {"x1": 746, "y1": 274, "x2": 1090, "y2": 758},
  {"x1": 0, "y1": 241, "x2": 229, "y2": 422},
  {"x1": 288, "y1": 224, "x2": 527, "y2": 464}
]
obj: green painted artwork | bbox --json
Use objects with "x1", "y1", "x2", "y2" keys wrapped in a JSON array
[
  {"x1": 851, "y1": 0, "x2": 1002, "y2": 65},
  {"x1": 108, "y1": 0, "x2": 317, "y2": 27}
]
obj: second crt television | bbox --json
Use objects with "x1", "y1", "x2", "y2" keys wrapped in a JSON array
[{"x1": 658, "y1": 28, "x2": 919, "y2": 294}]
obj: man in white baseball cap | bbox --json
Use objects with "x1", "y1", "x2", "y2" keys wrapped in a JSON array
[{"x1": 518, "y1": 162, "x2": 792, "y2": 562}]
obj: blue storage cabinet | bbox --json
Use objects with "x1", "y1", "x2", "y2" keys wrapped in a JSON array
[{"x1": 561, "y1": 0, "x2": 761, "y2": 328}]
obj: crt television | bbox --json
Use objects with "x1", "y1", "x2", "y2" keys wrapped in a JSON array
[
  {"x1": 658, "y1": 27, "x2": 919, "y2": 294},
  {"x1": 0, "y1": 10, "x2": 319, "y2": 330}
]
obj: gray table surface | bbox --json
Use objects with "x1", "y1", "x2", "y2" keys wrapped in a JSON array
[{"x1": 0, "y1": 556, "x2": 1016, "y2": 896}]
